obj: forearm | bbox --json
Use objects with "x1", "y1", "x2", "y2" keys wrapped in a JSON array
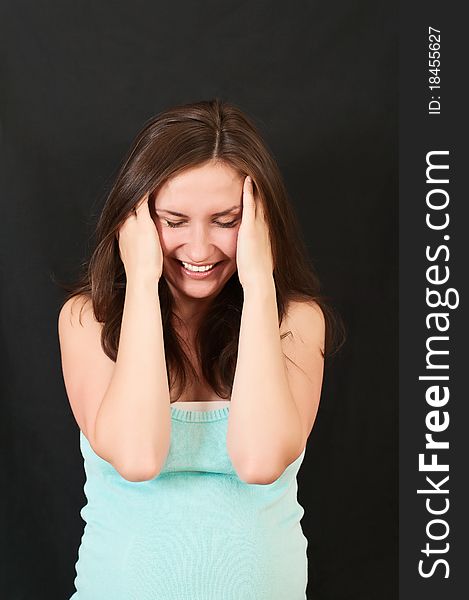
[
  {"x1": 94, "y1": 277, "x2": 171, "y2": 479},
  {"x1": 226, "y1": 278, "x2": 303, "y2": 478}
]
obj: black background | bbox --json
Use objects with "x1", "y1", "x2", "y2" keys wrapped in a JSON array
[{"x1": 0, "y1": 1, "x2": 397, "y2": 598}]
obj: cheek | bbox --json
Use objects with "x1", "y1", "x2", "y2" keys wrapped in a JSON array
[
  {"x1": 157, "y1": 226, "x2": 177, "y2": 254},
  {"x1": 223, "y1": 230, "x2": 239, "y2": 258}
]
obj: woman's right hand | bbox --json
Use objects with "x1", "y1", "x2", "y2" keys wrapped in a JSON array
[{"x1": 116, "y1": 192, "x2": 164, "y2": 283}]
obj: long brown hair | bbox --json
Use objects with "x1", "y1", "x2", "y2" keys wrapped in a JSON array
[{"x1": 56, "y1": 98, "x2": 346, "y2": 402}]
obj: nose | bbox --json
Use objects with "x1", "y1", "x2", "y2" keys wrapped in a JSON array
[{"x1": 184, "y1": 222, "x2": 216, "y2": 263}]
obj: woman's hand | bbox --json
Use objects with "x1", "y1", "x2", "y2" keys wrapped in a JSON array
[
  {"x1": 116, "y1": 192, "x2": 164, "y2": 283},
  {"x1": 236, "y1": 176, "x2": 275, "y2": 292}
]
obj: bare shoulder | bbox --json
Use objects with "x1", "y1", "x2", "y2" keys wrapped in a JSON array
[
  {"x1": 285, "y1": 298, "x2": 325, "y2": 321},
  {"x1": 58, "y1": 294, "x2": 94, "y2": 329},
  {"x1": 58, "y1": 293, "x2": 115, "y2": 446},
  {"x1": 281, "y1": 299, "x2": 326, "y2": 352},
  {"x1": 275, "y1": 298, "x2": 327, "y2": 457}
]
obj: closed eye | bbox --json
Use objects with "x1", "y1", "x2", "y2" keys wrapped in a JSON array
[{"x1": 163, "y1": 219, "x2": 239, "y2": 229}]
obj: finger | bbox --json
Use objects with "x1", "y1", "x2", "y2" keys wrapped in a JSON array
[
  {"x1": 134, "y1": 192, "x2": 150, "y2": 214},
  {"x1": 256, "y1": 197, "x2": 266, "y2": 221},
  {"x1": 242, "y1": 176, "x2": 256, "y2": 220}
]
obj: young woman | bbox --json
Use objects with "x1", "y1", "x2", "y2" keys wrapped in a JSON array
[{"x1": 58, "y1": 98, "x2": 345, "y2": 599}]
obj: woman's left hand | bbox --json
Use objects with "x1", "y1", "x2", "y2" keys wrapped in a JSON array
[{"x1": 236, "y1": 176, "x2": 275, "y2": 291}]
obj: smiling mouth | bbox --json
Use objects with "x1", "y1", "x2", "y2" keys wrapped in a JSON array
[{"x1": 175, "y1": 259, "x2": 223, "y2": 268}]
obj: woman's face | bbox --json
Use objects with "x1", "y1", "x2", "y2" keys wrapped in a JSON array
[{"x1": 153, "y1": 160, "x2": 244, "y2": 312}]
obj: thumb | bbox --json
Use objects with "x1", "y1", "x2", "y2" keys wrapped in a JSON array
[
  {"x1": 242, "y1": 176, "x2": 256, "y2": 219},
  {"x1": 134, "y1": 192, "x2": 150, "y2": 214}
]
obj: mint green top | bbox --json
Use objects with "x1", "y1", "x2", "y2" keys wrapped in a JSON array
[{"x1": 69, "y1": 404, "x2": 308, "y2": 599}]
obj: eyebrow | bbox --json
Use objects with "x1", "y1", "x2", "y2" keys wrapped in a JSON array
[{"x1": 155, "y1": 205, "x2": 241, "y2": 218}]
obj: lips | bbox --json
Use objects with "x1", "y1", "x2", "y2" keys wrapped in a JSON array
[
  {"x1": 176, "y1": 259, "x2": 222, "y2": 268},
  {"x1": 174, "y1": 258, "x2": 224, "y2": 279}
]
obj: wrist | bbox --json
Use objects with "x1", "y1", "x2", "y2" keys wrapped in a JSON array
[
  {"x1": 242, "y1": 275, "x2": 276, "y2": 299},
  {"x1": 126, "y1": 273, "x2": 160, "y2": 293}
]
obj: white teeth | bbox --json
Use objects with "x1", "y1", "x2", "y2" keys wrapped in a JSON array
[{"x1": 181, "y1": 261, "x2": 215, "y2": 272}]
